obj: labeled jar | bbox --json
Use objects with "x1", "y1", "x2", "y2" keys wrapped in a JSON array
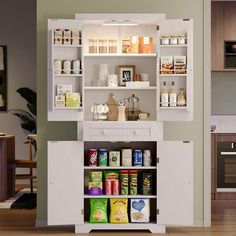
[
  {"x1": 161, "y1": 36, "x2": 169, "y2": 45},
  {"x1": 63, "y1": 60, "x2": 71, "y2": 74},
  {"x1": 99, "y1": 39, "x2": 108, "y2": 54},
  {"x1": 178, "y1": 37, "x2": 186, "y2": 45},
  {"x1": 88, "y1": 39, "x2": 98, "y2": 54},
  {"x1": 54, "y1": 59, "x2": 62, "y2": 74},
  {"x1": 108, "y1": 39, "x2": 117, "y2": 53},
  {"x1": 72, "y1": 60, "x2": 80, "y2": 74},
  {"x1": 170, "y1": 36, "x2": 178, "y2": 45}
]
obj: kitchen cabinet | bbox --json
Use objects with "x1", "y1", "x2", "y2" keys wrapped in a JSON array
[
  {"x1": 47, "y1": 14, "x2": 194, "y2": 233},
  {"x1": 211, "y1": 133, "x2": 216, "y2": 200},
  {"x1": 211, "y1": 1, "x2": 224, "y2": 71},
  {"x1": 223, "y1": 2, "x2": 236, "y2": 41}
]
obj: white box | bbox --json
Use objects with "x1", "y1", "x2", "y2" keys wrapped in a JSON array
[
  {"x1": 126, "y1": 81, "x2": 150, "y2": 87},
  {"x1": 55, "y1": 95, "x2": 65, "y2": 107},
  {"x1": 56, "y1": 84, "x2": 72, "y2": 95}
]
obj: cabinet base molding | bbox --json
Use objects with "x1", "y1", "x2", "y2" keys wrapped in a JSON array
[{"x1": 75, "y1": 223, "x2": 166, "y2": 234}]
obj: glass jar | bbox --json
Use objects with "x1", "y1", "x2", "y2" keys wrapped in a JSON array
[
  {"x1": 108, "y1": 39, "x2": 117, "y2": 54},
  {"x1": 99, "y1": 39, "x2": 108, "y2": 54},
  {"x1": 88, "y1": 39, "x2": 98, "y2": 54}
]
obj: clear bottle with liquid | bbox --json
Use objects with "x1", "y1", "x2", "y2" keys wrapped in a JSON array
[
  {"x1": 169, "y1": 81, "x2": 177, "y2": 107},
  {"x1": 177, "y1": 88, "x2": 186, "y2": 106},
  {"x1": 161, "y1": 81, "x2": 168, "y2": 107}
]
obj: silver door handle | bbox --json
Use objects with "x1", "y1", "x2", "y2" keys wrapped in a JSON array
[{"x1": 221, "y1": 152, "x2": 236, "y2": 155}]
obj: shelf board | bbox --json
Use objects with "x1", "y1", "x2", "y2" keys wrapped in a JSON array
[
  {"x1": 54, "y1": 74, "x2": 83, "y2": 77},
  {"x1": 159, "y1": 74, "x2": 187, "y2": 77},
  {"x1": 225, "y1": 53, "x2": 236, "y2": 56},
  {"x1": 54, "y1": 107, "x2": 83, "y2": 110},
  {"x1": 84, "y1": 166, "x2": 157, "y2": 170},
  {"x1": 84, "y1": 86, "x2": 157, "y2": 90},
  {"x1": 159, "y1": 106, "x2": 187, "y2": 110},
  {"x1": 84, "y1": 53, "x2": 157, "y2": 57},
  {"x1": 84, "y1": 195, "x2": 157, "y2": 199},
  {"x1": 53, "y1": 44, "x2": 82, "y2": 48},
  {"x1": 160, "y1": 44, "x2": 187, "y2": 48}
]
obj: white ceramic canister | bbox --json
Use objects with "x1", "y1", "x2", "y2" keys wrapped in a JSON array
[
  {"x1": 178, "y1": 37, "x2": 186, "y2": 45},
  {"x1": 54, "y1": 59, "x2": 62, "y2": 74},
  {"x1": 72, "y1": 60, "x2": 80, "y2": 74},
  {"x1": 143, "y1": 149, "x2": 151, "y2": 166},
  {"x1": 63, "y1": 60, "x2": 71, "y2": 74},
  {"x1": 170, "y1": 37, "x2": 178, "y2": 45},
  {"x1": 98, "y1": 64, "x2": 108, "y2": 83},
  {"x1": 161, "y1": 37, "x2": 169, "y2": 45},
  {"x1": 107, "y1": 74, "x2": 118, "y2": 87}
]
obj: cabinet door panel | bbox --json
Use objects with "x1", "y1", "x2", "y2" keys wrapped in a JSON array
[
  {"x1": 157, "y1": 141, "x2": 193, "y2": 226},
  {"x1": 48, "y1": 141, "x2": 84, "y2": 225}
]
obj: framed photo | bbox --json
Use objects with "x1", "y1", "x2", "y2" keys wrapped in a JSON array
[{"x1": 117, "y1": 65, "x2": 135, "y2": 86}]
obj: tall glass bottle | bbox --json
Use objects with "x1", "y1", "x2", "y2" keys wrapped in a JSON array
[
  {"x1": 161, "y1": 81, "x2": 168, "y2": 107},
  {"x1": 169, "y1": 81, "x2": 177, "y2": 107}
]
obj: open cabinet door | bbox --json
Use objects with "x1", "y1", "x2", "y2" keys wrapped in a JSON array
[
  {"x1": 47, "y1": 141, "x2": 84, "y2": 225},
  {"x1": 157, "y1": 141, "x2": 193, "y2": 226}
]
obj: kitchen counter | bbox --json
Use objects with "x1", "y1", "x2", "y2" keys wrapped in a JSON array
[{"x1": 211, "y1": 115, "x2": 236, "y2": 133}]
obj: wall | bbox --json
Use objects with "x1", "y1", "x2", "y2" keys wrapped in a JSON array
[
  {"x1": 212, "y1": 72, "x2": 236, "y2": 115},
  {"x1": 0, "y1": 0, "x2": 36, "y2": 171},
  {"x1": 37, "y1": 0, "x2": 204, "y2": 225}
]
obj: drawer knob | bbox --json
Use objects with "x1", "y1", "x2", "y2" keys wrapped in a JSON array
[
  {"x1": 133, "y1": 130, "x2": 138, "y2": 135},
  {"x1": 101, "y1": 130, "x2": 107, "y2": 135}
]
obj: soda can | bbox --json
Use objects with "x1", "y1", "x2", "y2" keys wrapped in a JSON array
[
  {"x1": 112, "y1": 180, "x2": 120, "y2": 195},
  {"x1": 143, "y1": 150, "x2": 151, "y2": 166},
  {"x1": 98, "y1": 149, "x2": 108, "y2": 166},
  {"x1": 72, "y1": 60, "x2": 80, "y2": 74},
  {"x1": 105, "y1": 180, "x2": 112, "y2": 195},
  {"x1": 88, "y1": 149, "x2": 98, "y2": 166},
  {"x1": 133, "y1": 149, "x2": 143, "y2": 166}
]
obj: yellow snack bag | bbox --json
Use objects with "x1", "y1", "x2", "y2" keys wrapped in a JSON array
[{"x1": 110, "y1": 198, "x2": 129, "y2": 223}]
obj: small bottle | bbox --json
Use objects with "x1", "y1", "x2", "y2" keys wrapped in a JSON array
[
  {"x1": 161, "y1": 81, "x2": 168, "y2": 107},
  {"x1": 169, "y1": 81, "x2": 177, "y2": 107},
  {"x1": 177, "y1": 88, "x2": 186, "y2": 106}
]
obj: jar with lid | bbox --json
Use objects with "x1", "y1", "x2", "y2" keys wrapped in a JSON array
[
  {"x1": 88, "y1": 39, "x2": 98, "y2": 54},
  {"x1": 108, "y1": 39, "x2": 117, "y2": 54},
  {"x1": 99, "y1": 39, "x2": 108, "y2": 54},
  {"x1": 177, "y1": 88, "x2": 186, "y2": 106},
  {"x1": 178, "y1": 35, "x2": 186, "y2": 45},
  {"x1": 170, "y1": 36, "x2": 178, "y2": 45}
]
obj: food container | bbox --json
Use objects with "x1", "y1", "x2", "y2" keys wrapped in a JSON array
[
  {"x1": 88, "y1": 149, "x2": 98, "y2": 166},
  {"x1": 98, "y1": 149, "x2": 108, "y2": 166},
  {"x1": 54, "y1": 29, "x2": 63, "y2": 37},
  {"x1": 63, "y1": 60, "x2": 71, "y2": 74},
  {"x1": 107, "y1": 74, "x2": 118, "y2": 87},
  {"x1": 160, "y1": 56, "x2": 173, "y2": 74},
  {"x1": 88, "y1": 39, "x2": 98, "y2": 54},
  {"x1": 54, "y1": 59, "x2": 62, "y2": 74},
  {"x1": 122, "y1": 37, "x2": 131, "y2": 54},
  {"x1": 105, "y1": 180, "x2": 112, "y2": 195},
  {"x1": 143, "y1": 150, "x2": 151, "y2": 166},
  {"x1": 133, "y1": 149, "x2": 143, "y2": 166},
  {"x1": 121, "y1": 148, "x2": 132, "y2": 166},
  {"x1": 129, "y1": 170, "x2": 138, "y2": 195},
  {"x1": 120, "y1": 170, "x2": 129, "y2": 195},
  {"x1": 109, "y1": 151, "x2": 120, "y2": 166},
  {"x1": 108, "y1": 39, "x2": 118, "y2": 54},
  {"x1": 174, "y1": 56, "x2": 186, "y2": 74},
  {"x1": 112, "y1": 180, "x2": 120, "y2": 195},
  {"x1": 139, "y1": 36, "x2": 153, "y2": 53},
  {"x1": 170, "y1": 36, "x2": 178, "y2": 45},
  {"x1": 161, "y1": 36, "x2": 169, "y2": 45},
  {"x1": 88, "y1": 182, "x2": 103, "y2": 195},
  {"x1": 63, "y1": 37, "x2": 71, "y2": 45},
  {"x1": 178, "y1": 37, "x2": 186, "y2": 45},
  {"x1": 63, "y1": 29, "x2": 72, "y2": 37},
  {"x1": 98, "y1": 39, "x2": 108, "y2": 54},
  {"x1": 140, "y1": 172, "x2": 153, "y2": 195},
  {"x1": 72, "y1": 60, "x2": 80, "y2": 74},
  {"x1": 89, "y1": 171, "x2": 103, "y2": 182},
  {"x1": 130, "y1": 36, "x2": 139, "y2": 53}
]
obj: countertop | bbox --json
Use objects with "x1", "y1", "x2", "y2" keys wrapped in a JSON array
[{"x1": 211, "y1": 115, "x2": 236, "y2": 133}]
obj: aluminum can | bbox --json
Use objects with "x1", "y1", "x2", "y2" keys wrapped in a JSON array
[
  {"x1": 98, "y1": 149, "x2": 108, "y2": 166},
  {"x1": 143, "y1": 150, "x2": 151, "y2": 166},
  {"x1": 63, "y1": 60, "x2": 71, "y2": 74},
  {"x1": 112, "y1": 180, "x2": 120, "y2": 195},
  {"x1": 88, "y1": 149, "x2": 98, "y2": 166},
  {"x1": 133, "y1": 149, "x2": 143, "y2": 166},
  {"x1": 105, "y1": 180, "x2": 112, "y2": 195},
  {"x1": 72, "y1": 60, "x2": 80, "y2": 74}
]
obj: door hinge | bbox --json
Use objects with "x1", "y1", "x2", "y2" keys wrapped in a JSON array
[
  {"x1": 157, "y1": 209, "x2": 160, "y2": 215},
  {"x1": 156, "y1": 157, "x2": 159, "y2": 163},
  {"x1": 183, "y1": 141, "x2": 190, "y2": 143},
  {"x1": 183, "y1": 18, "x2": 190, "y2": 21},
  {"x1": 81, "y1": 209, "x2": 84, "y2": 215},
  {"x1": 156, "y1": 25, "x2": 159, "y2": 31}
]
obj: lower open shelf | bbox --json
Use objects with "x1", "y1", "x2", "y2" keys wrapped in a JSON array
[{"x1": 84, "y1": 195, "x2": 156, "y2": 198}]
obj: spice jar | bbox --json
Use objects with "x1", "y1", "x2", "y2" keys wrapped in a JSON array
[
  {"x1": 178, "y1": 36, "x2": 186, "y2": 45},
  {"x1": 161, "y1": 36, "x2": 169, "y2": 45},
  {"x1": 88, "y1": 39, "x2": 98, "y2": 54},
  {"x1": 99, "y1": 39, "x2": 108, "y2": 54},
  {"x1": 108, "y1": 39, "x2": 117, "y2": 54},
  {"x1": 170, "y1": 36, "x2": 178, "y2": 45}
]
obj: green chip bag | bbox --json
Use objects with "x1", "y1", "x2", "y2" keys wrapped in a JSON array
[{"x1": 90, "y1": 198, "x2": 108, "y2": 223}]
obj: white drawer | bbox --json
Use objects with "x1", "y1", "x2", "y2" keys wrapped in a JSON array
[{"x1": 82, "y1": 121, "x2": 163, "y2": 141}]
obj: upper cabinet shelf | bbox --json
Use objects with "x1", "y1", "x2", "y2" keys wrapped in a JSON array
[{"x1": 84, "y1": 53, "x2": 157, "y2": 57}]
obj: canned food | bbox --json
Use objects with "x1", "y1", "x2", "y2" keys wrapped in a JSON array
[
  {"x1": 112, "y1": 180, "x2": 120, "y2": 195},
  {"x1": 120, "y1": 170, "x2": 129, "y2": 195},
  {"x1": 143, "y1": 150, "x2": 151, "y2": 166},
  {"x1": 121, "y1": 148, "x2": 132, "y2": 166},
  {"x1": 72, "y1": 60, "x2": 81, "y2": 74},
  {"x1": 105, "y1": 180, "x2": 112, "y2": 195},
  {"x1": 129, "y1": 170, "x2": 138, "y2": 195},
  {"x1": 98, "y1": 149, "x2": 108, "y2": 166},
  {"x1": 109, "y1": 151, "x2": 120, "y2": 166},
  {"x1": 54, "y1": 59, "x2": 62, "y2": 74},
  {"x1": 63, "y1": 60, "x2": 71, "y2": 74},
  {"x1": 88, "y1": 149, "x2": 98, "y2": 166},
  {"x1": 133, "y1": 149, "x2": 143, "y2": 166}
]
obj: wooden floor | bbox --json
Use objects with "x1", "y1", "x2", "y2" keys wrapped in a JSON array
[{"x1": 0, "y1": 200, "x2": 235, "y2": 235}]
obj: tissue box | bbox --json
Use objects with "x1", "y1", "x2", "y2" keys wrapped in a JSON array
[
  {"x1": 88, "y1": 182, "x2": 103, "y2": 195},
  {"x1": 65, "y1": 93, "x2": 80, "y2": 107}
]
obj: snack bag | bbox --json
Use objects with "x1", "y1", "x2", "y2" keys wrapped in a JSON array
[
  {"x1": 110, "y1": 198, "x2": 129, "y2": 223},
  {"x1": 130, "y1": 198, "x2": 150, "y2": 223},
  {"x1": 90, "y1": 198, "x2": 108, "y2": 223}
]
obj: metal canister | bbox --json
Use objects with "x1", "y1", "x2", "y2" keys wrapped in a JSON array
[
  {"x1": 98, "y1": 149, "x2": 108, "y2": 166},
  {"x1": 63, "y1": 60, "x2": 71, "y2": 74},
  {"x1": 105, "y1": 180, "x2": 112, "y2": 195},
  {"x1": 133, "y1": 149, "x2": 143, "y2": 166},
  {"x1": 72, "y1": 60, "x2": 80, "y2": 74},
  {"x1": 143, "y1": 150, "x2": 151, "y2": 166},
  {"x1": 54, "y1": 59, "x2": 62, "y2": 74},
  {"x1": 112, "y1": 180, "x2": 120, "y2": 195},
  {"x1": 88, "y1": 149, "x2": 98, "y2": 166}
]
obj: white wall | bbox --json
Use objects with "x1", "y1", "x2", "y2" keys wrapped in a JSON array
[{"x1": 0, "y1": 0, "x2": 36, "y2": 173}]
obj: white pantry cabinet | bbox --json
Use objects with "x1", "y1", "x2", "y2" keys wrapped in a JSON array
[{"x1": 47, "y1": 14, "x2": 194, "y2": 234}]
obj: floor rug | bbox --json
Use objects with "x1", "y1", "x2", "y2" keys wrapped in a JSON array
[{"x1": 10, "y1": 193, "x2": 36, "y2": 209}]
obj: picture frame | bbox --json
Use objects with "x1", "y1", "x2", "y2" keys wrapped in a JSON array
[{"x1": 117, "y1": 65, "x2": 135, "y2": 86}]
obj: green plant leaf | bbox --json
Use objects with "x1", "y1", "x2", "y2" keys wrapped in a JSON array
[
  {"x1": 27, "y1": 103, "x2": 36, "y2": 116},
  {"x1": 16, "y1": 87, "x2": 36, "y2": 107}
]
